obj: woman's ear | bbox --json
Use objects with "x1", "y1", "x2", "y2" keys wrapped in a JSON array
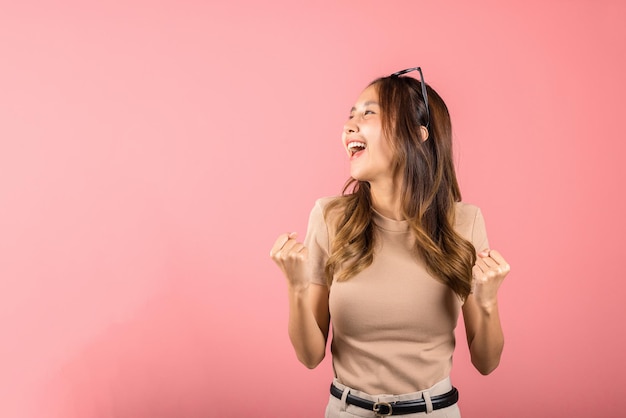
[{"x1": 420, "y1": 125, "x2": 429, "y2": 142}]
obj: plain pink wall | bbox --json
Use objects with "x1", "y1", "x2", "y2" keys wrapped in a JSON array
[{"x1": 1, "y1": 1, "x2": 625, "y2": 417}]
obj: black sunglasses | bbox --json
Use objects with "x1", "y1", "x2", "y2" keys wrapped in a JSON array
[{"x1": 390, "y1": 67, "x2": 430, "y2": 128}]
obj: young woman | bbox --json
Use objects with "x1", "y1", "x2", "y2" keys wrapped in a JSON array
[{"x1": 270, "y1": 67, "x2": 510, "y2": 417}]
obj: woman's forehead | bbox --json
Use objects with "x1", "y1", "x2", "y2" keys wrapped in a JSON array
[{"x1": 353, "y1": 85, "x2": 379, "y2": 107}]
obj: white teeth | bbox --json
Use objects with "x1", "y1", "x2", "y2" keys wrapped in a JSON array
[{"x1": 347, "y1": 141, "x2": 366, "y2": 151}]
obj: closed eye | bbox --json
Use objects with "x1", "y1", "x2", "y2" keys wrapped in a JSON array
[{"x1": 348, "y1": 109, "x2": 377, "y2": 120}]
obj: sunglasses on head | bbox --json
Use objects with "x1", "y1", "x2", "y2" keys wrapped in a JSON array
[{"x1": 390, "y1": 67, "x2": 430, "y2": 128}]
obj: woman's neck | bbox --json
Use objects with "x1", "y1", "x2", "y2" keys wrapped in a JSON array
[{"x1": 370, "y1": 180, "x2": 403, "y2": 221}]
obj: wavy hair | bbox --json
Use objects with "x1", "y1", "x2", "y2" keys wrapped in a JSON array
[{"x1": 323, "y1": 75, "x2": 476, "y2": 299}]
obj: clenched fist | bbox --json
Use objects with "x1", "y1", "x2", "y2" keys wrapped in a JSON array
[
  {"x1": 270, "y1": 232, "x2": 311, "y2": 292},
  {"x1": 471, "y1": 249, "x2": 510, "y2": 309}
]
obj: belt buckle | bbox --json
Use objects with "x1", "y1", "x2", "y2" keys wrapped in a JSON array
[{"x1": 373, "y1": 401, "x2": 393, "y2": 417}]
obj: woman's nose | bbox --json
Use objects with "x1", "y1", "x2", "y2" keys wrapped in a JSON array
[{"x1": 344, "y1": 118, "x2": 359, "y2": 134}]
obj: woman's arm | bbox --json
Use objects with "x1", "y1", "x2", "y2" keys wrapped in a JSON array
[
  {"x1": 287, "y1": 283, "x2": 330, "y2": 368},
  {"x1": 271, "y1": 232, "x2": 330, "y2": 369},
  {"x1": 462, "y1": 249, "x2": 510, "y2": 375}
]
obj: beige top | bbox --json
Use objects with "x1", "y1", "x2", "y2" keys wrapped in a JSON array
[{"x1": 304, "y1": 197, "x2": 489, "y2": 395}]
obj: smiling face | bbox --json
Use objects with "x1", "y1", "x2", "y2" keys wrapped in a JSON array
[{"x1": 342, "y1": 84, "x2": 396, "y2": 186}]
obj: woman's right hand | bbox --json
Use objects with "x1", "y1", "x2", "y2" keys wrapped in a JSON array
[{"x1": 270, "y1": 232, "x2": 310, "y2": 292}]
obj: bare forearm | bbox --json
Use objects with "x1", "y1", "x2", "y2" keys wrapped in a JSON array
[
  {"x1": 467, "y1": 249, "x2": 509, "y2": 375},
  {"x1": 270, "y1": 233, "x2": 329, "y2": 369},
  {"x1": 468, "y1": 302, "x2": 504, "y2": 375},
  {"x1": 287, "y1": 287, "x2": 328, "y2": 369}
]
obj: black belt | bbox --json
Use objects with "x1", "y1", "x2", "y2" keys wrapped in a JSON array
[{"x1": 330, "y1": 383, "x2": 458, "y2": 416}]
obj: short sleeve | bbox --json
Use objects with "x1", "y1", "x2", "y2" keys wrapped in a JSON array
[
  {"x1": 303, "y1": 199, "x2": 331, "y2": 287},
  {"x1": 471, "y1": 208, "x2": 490, "y2": 253}
]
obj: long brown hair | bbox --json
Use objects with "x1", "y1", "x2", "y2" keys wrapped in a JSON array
[{"x1": 324, "y1": 75, "x2": 476, "y2": 299}]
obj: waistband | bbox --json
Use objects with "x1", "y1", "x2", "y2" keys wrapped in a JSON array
[
  {"x1": 331, "y1": 377, "x2": 453, "y2": 402},
  {"x1": 330, "y1": 377, "x2": 457, "y2": 416}
]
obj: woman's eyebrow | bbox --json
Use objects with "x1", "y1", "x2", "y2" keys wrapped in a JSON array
[{"x1": 350, "y1": 101, "x2": 380, "y2": 112}]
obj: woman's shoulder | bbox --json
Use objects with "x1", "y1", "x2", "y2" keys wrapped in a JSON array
[
  {"x1": 308, "y1": 195, "x2": 347, "y2": 234},
  {"x1": 454, "y1": 201, "x2": 488, "y2": 246},
  {"x1": 453, "y1": 201, "x2": 484, "y2": 231},
  {"x1": 454, "y1": 201, "x2": 482, "y2": 219},
  {"x1": 312, "y1": 195, "x2": 347, "y2": 217}
]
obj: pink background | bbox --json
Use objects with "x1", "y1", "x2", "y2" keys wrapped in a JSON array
[{"x1": 1, "y1": 1, "x2": 625, "y2": 417}]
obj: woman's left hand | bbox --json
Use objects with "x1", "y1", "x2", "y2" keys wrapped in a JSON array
[{"x1": 471, "y1": 249, "x2": 510, "y2": 310}]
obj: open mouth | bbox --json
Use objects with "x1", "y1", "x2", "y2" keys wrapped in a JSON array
[{"x1": 347, "y1": 141, "x2": 367, "y2": 157}]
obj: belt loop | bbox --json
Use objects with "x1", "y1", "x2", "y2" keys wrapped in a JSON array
[
  {"x1": 423, "y1": 390, "x2": 433, "y2": 414},
  {"x1": 340, "y1": 385, "x2": 350, "y2": 412}
]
